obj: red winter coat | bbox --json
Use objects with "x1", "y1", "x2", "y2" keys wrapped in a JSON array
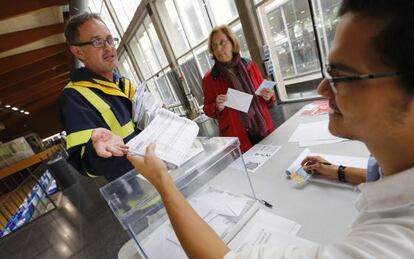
[{"x1": 202, "y1": 59, "x2": 275, "y2": 153}]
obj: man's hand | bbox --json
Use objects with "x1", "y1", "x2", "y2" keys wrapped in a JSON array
[
  {"x1": 260, "y1": 88, "x2": 275, "y2": 101},
  {"x1": 216, "y1": 94, "x2": 227, "y2": 112},
  {"x1": 301, "y1": 155, "x2": 338, "y2": 180},
  {"x1": 127, "y1": 143, "x2": 170, "y2": 191},
  {"x1": 91, "y1": 128, "x2": 128, "y2": 158}
]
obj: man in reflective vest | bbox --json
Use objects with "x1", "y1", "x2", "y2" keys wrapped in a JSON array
[{"x1": 58, "y1": 12, "x2": 139, "y2": 181}]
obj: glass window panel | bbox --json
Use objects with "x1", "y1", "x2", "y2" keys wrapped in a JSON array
[
  {"x1": 155, "y1": 0, "x2": 190, "y2": 56},
  {"x1": 174, "y1": 0, "x2": 212, "y2": 47},
  {"x1": 108, "y1": 0, "x2": 141, "y2": 32},
  {"x1": 145, "y1": 78, "x2": 163, "y2": 103},
  {"x1": 283, "y1": 0, "x2": 320, "y2": 74},
  {"x1": 179, "y1": 55, "x2": 204, "y2": 106},
  {"x1": 145, "y1": 19, "x2": 168, "y2": 68},
  {"x1": 137, "y1": 31, "x2": 161, "y2": 73},
  {"x1": 232, "y1": 23, "x2": 251, "y2": 59},
  {"x1": 206, "y1": 0, "x2": 238, "y2": 25},
  {"x1": 155, "y1": 73, "x2": 178, "y2": 105},
  {"x1": 312, "y1": 0, "x2": 341, "y2": 61},
  {"x1": 88, "y1": 0, "x2": 120, "y2": 40},
  {"x1": 195, "y1": 47, "x2": 214, "y2": 76},
  {"x1": 266, "y1": 5, "x2": 295, "y2": 77},
  {"x1": 118, "y1": 53, "x2": 140, "y2": 84},
  {"x1": 129, "y1": 34, "x2": 152, "y2": 79}
]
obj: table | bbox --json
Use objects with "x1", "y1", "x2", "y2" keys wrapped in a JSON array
[{"x1": 247, "y1": 108, "x2": 369, "y2": 245}]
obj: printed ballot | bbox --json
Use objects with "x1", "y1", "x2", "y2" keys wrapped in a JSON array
[
  {"x1": 127, "y1": 109, "x2": 199, "y2": 169},
  {"x1": 254, "y1": 79, "x2": 276, "y2": 95}
]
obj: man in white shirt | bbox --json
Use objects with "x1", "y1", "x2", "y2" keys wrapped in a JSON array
[{"x1": 120, "y1": 0, "x2": 414, "y2": 258}]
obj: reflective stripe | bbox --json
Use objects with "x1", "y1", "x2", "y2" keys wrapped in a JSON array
[
  {"x1": 66, "y1": 129, "x2": 93, "y2": 149},
  {"x1": 66, "y1": 84, "x2": 135, "y2": 139},
  {"x1": 124, "y1": 79, "x2": 130, "y2": 98},
  {"x1": 130, "y1": 83, "x2": 137, "y2": 100},
  {"x1": 74, "y1": 81, "x2": 127, "y2": 98}
]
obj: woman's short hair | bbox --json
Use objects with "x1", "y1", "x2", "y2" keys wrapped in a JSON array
[{"x1": 207, "y1": 25, "x2": 241, "y2": 57}]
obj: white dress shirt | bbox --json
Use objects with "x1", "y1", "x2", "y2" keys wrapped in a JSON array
[{"x1": 225, "y1": 167, "x2": 414, "y2": 259}]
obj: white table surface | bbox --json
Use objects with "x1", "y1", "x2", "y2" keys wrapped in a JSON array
[{"x1": 246, "y1": 107, "x2": 369, "y2": 245}]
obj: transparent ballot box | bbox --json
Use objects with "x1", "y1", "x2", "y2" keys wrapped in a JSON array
[{"x1": 100, "y1": 137, "x2": 259, "y2": 259}]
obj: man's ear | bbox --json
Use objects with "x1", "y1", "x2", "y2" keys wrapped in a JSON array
[{"x1": 69, "y1": 45, "x2": 84, "y2": 61}]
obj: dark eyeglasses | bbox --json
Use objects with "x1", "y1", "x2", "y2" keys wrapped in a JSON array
[
  {"x1": 71, "y1": 37, "x2": 119, "y2": 48},
  {"x1": 323, "y1": 65, "x2": 409, "y2": 93}
]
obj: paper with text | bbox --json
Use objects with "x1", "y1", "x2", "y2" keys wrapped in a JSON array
[
  {"x1": 127, "y1": 109, "x2": 199, "y2": 169},
  {"x1": 255, "y1": 79, "x2": 276, "y2": 95}
]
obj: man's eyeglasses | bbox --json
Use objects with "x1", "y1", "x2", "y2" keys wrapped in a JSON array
[
  {"x1": 71, "y1": 37, "x2": 119, "y2": 48},
  {"x1": 323, "y1": 65, "x2": 409, "y2": 93}
]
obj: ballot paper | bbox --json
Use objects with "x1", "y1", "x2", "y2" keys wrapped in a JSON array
[
  {"x1": 228, "y1": 209, "x2": 309, "y2": 252},
  {"x1": 142, "y1": 188, "x2": 255, "y2": 258},
  {"x1": 224, "y1": 88, "x2": 253, "y2": 113},
  {"x1": 254, "y1": 79, "x2": 276, "y2": 95},
  {"x1": 132, "y1": 82, "x2": 163, "y2": 130},
  {"x1": 127, "y1": 109, "x2": 199, "y2": 169},
  {"x1": 286, "y1": 148, "x2": 368, "y2": 189},
  {"x1": 288, "y1": 120, "x2": 347, "y2": 147},
  {"x1": 232, "y1": 223, "x2": 317, "y2": 253},
  {"x1": 231, "y1": 144, "x2": 282, "y2": 173}
]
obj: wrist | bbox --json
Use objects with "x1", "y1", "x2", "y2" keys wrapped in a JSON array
[{"x1": 157, "y1": 174, "x2": 175, "y2": 196}]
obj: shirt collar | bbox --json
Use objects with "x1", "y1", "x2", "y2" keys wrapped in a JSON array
[
  {"x1": 70, "y1": 67, "x2": 121, "y2": 83},
  {"x1": 356, "y1": 167, "x2": 414, "y2": 212}
]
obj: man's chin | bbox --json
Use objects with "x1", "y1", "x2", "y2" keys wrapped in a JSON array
[{"x1": 328, "y1": 121, "x2": 356, "y2": 140}]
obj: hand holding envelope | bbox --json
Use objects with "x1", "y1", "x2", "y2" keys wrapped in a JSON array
[{"x1": 223, "y1": 88, "x2": 253, "y2": 113}]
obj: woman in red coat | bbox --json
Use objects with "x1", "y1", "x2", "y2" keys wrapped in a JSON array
[{"x1": 202, "y1": 25, "x2": 276, "y2": 153}]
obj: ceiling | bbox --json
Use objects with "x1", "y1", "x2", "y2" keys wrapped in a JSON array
[{"x1": 0, "y1": 0, "x2": 75, "y2": 141}]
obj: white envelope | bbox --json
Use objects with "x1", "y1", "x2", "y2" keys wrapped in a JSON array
[
  {"x1": 255, "y1": 79, "x2": 276, "y2": 95},
  {"x1": 224, "y1": 88, "x2": 253, "y2": 113}
]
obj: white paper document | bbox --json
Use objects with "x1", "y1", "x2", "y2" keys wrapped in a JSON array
[
  {"x1": 228, "y1": 209, "x2": 310, "y2": 252},
  {"x1": 255, "y1": 79, "x2": 276, "y2": 95},
  {"x1": 224, "y1": 88, "x2": 253, "y2": 113},
  {"x1": 232, "y1": 144, "x2": 282, "y2": 173},
  {"x1": 286, "y1": 148, "x2": 369, "y2": 189},
  {"x1": 127, "y1": 109, "x2": 199, "y2": 168},
  {"x1": 233, "y1": 223, "x2": 317, "y2": 253},
  {"x1": 142, "y1": 188, "x2": 254, "y2": 259},
  {"x1": 288, "y1": 120, "x2": 347, "y2": 147}
]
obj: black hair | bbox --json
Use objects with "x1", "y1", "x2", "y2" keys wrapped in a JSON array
[
  {"x1": 339, "y1": 0, "x2": 414, "y2": 94},
  {"x1": 64, "y1": 12, "x2": 106, "y2": 44}
]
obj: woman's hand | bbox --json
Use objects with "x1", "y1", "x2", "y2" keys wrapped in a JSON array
[
  {"x1": 301, "y1": 155, "x2": 338, "y2": 180},
  {"x1": 127, "y1": 143, "x2": 170, "y2": 190},
  {"x1": 216, "y1": 94, "x2": 227, "y2": 112},
  {"x1": 91, "y1": 128, "x2": 128, "y2": 158},
  {"x1": 260, "y1": 88, "x2": 275, "y2": 101}
]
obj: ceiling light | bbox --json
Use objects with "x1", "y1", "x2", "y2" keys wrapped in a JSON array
[
  {"x1": 5, "y1": 105, "x2": 10, "y2": 108},
  {"x1": 20, "y1": 110, "x2": 25, "y2": 113},
  {"x1": 24, "y1": 111, "x2": 30, "y2": 115},
  {"x1": 12, "y1": 107, "x2": 18, "y2": 111}
]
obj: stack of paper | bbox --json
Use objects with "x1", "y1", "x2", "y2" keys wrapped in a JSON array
[
  {"x1": 127, "y1": 109, "x2": 200, "y2": 169},
  {"x1": 288, "y1": 120, "x2": 347, "y2": 147},
  {"x1": 228, "y1": 209, "x2": 316, "y2": 253},
  {"x1": 141, "y1": 188, "x2": 253, "y2": 258}
]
